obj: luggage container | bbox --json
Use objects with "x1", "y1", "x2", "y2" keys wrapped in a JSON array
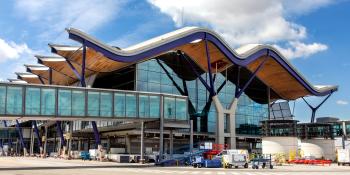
[
  {"x1": 222, "y1": 149, "x2": 249, "y2": 169},
  {"x1": 337, "y1": 149, "x2": 350, "y2": 166}
]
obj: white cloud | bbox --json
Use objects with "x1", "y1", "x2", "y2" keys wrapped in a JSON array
[
  {"x1": 0, "y1": 38, "x2": 32, "y2": 63},
  {"x1": 337, "y1": 100, "x2": 349, "y2": 105},
  {"x1": 14, "y1": 0, "x2": 125, "y2": 43},
  {"x1": 148, "y1": 0, "x2": 332, "y2": 59},
  {"x1": 273, "y1": 41, "x2": 328, "y2": 59}
]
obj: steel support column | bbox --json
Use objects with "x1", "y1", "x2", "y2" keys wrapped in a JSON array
[
  {"x1": 204, "y1": 35, "x2": 215, "y2": 96},
  {"x1": 56, "y1": 121, "x2": 66, "y2": 155},
  {"x1": 32, "y1": 121, "x2": 43, "y2": 155},
  {"x1": 302, "y1": 92, "x2": 333, "y2": 123},
  {"x1": 214, "y1": 53, "x2": 269, "y2": 147},
  {"x1": 15, "y1": 120, "x2": 27, "y2": 156}
]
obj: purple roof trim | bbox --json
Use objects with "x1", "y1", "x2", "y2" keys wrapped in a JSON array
[{"x1": 66, "y1": 29, "x2": 337, "y2": 97}]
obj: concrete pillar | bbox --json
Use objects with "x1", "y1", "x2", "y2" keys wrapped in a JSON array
[
  {"x1": 190, "y1": 120, "x2": 193, "y2": 153},
  {"x1": 68, "y1": 121, "x2": 73, "y2": 158},
  {"x1": 213, "y1": 95, "x2": 225, "y2": 145},
  {"x1": 140, "y1": 121, "x2": 145, "y2": 164},
  {"x1": 213, "y1": 95, "x2": 238, "y2": 148},
  {"x1": 125, "y1": 135, "x2": 131, "y2": 154},
  {"x1": 228, "y1": 98, "x2": 238, "y2": 149},
  {"x1": 29, "y1": 129, "x2": 34, "y2": 156},
  {"x1": 78, "y1": 139, "x2": 81, "y2": 151},
  {"x1": 169, "y1": 130, "x2": 173, "y2": 159}
]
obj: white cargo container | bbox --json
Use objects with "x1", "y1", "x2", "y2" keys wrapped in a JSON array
[
  {"x1": 221, "y1": 149, "x2": 249, "y2": 168},
  {"x1": 337, "y1": 149, "x2": 350, "y2": 166}
]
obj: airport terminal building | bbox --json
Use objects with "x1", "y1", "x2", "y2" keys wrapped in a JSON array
[{"x1": 0, "y1": 27, "x2": 338, "y2": 159}]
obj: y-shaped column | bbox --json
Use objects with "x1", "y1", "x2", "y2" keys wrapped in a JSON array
[
  {"x1": 302, "y1": 92, "x2": 333, "y2": 123},
  {"x1": 214, "y1": 53, "x2": 269, "y2": 148}
]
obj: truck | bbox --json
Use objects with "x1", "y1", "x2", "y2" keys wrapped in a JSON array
[
  {"x1": 221, "y1": 149, "x2": 249, "y2": 169},
  {"x1": 337, "y1": 149, "x2": 350, "y2": 166}
]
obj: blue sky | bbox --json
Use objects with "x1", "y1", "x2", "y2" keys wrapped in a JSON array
[{"x1": 0, "y1": 0, "x2": 349, "y2": 122}]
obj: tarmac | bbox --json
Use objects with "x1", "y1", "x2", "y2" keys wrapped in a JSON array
[{"x1": 0, "y1": 157, "x2": 350, "y2": 175}]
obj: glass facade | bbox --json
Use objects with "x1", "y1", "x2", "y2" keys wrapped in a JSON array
[
  {"x1": 0, "y1": 84, "x2": 187, "y2": 120},
  {"x1": 136, "y1": 59, "x2": 268, "y2": 135}
]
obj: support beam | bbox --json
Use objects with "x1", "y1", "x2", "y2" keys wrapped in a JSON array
[
  {"x1": 32, "y1": 121, "x2": 43, "y2": 155},
  {"x1": 302, "y1": 92, "x2": 333, "y2": 123},
  {"x1": 91, "y1": 121, "x2": 101, "y2": 148},
  {"x1": 43, "y1": 126, "x2": 48, "y2": 158},
  {"x1": 181, "y1": 51, "x2": 213, "y2": 95},
  {"x1": 204, "y1": 35, "x2": 215, "y2": 96},
  {"x1": 49, "y1": 68, "x2": 53, "y2": 85},
  {"x1": 15, "y1": 120, "x2": 27, "y2": 156},
  {"x1": 235, "y1": 55, "x2": 269, "y2": 98},
  {"x1": 56, "y1": 121, "x2": 66, "y2": 156}
]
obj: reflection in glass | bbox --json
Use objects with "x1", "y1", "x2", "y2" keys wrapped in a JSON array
[
  {"x1": 139, "y1": 95, "x2": 149, "y2": 118},
  {"x1": 114, "y1": 93, "x2": 125, "y2": 117},
  {"x1": 149, "y1": 95, "x2": 160, "y2": 118},
  {"x1": 176, "y1": 98, "x2": 187, "y2": 120},
  {"x1": 0, "y1": 86, "x2": 5, "y2": 114},
  {"x1": 25, "y1": 87, "x2": 40, "y2": 115},
  {"x1": 88, "y1": 91, "x2": 99, "y2": 116},
  {"x1": 41, "y1": 88, "x2": 56, "y2": 115},
  {"x1": 6, "y1": 86, "x2": 22, "y2": 115},
  {"x1": 58, "y1": 89, "x2": 71, "y2": 116},
  {"x1": 72, "y1": 90, "x2": 85, "y2": 116},
  {"x1": 125, "y1": 94, "x2": 136, "y2": 117},
  {"x1": 164, "y1": 97, "x2": 175, "y2": 119},
  {"x1": 100, "y1": 92, "x2": 112, "y2": 117}
]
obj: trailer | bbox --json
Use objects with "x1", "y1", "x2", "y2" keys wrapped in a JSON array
[
  {"x1": 222, "y1": 149, "x2": 249, "y2": 169},
  {"x1": 337, "y1": 149, "x2": 350, "y2": 166},
  {"x1": 251, "y1": 155, "x2": 273, "y2": 169}
]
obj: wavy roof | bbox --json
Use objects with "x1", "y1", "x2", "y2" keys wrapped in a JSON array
[
  {"x1": 15, "y1": 27, "x2": 337, "y2": 103},
  {"x1": 66, "y1": 27, "x2": 337, "y2": 99}
]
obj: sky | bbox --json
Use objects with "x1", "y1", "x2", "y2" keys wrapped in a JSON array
[{"x1": 0, "y1": 0, "x2": 349, "y2": 122}]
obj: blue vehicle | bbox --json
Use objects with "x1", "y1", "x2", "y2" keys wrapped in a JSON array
[{"x1": 192, "y1": 156, "x2": 222, "y2": 168}]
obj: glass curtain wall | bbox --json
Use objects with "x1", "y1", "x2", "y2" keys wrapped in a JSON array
[{"x1": 136, "y1": 59, "x2": 268, "y2": 135}]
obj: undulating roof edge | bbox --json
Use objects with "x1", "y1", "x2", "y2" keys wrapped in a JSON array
[{"x1": 66, "y1": 27, "x2": 338, "y2": 97}]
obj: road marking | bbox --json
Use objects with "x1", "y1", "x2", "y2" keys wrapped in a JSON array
[{"x1": 217, "y1": 172, "x2": 226, "y2": 175}]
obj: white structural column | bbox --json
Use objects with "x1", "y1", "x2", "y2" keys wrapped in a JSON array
[
  {"x1": 140, "y1": 121, "x2": 145, "y2": 164},
  {"x1": 213, "y1": 95, "x2": 225, "y2": 145},
  {"x1": 43, "y1": 126, "x2": 48, "y2": 157},
  {"x1": 212, "y1": 95, "x2": 238, "y2": 148}
]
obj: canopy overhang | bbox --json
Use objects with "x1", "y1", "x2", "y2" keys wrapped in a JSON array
[
  {"x1": 9, "y1": 27, "x2": 337, "y2": 103},
  {"x1": 64, "y1": 27, "x2": 337, "y2": 102}
]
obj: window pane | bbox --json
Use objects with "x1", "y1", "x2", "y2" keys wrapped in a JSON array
[
  {"x1": 114, "y1": 93, "x2": 125, "y2": 117},
  {"x1": 58, "y1": 89, "x2": 71, "y2": 116},
  {"x1": 139, "y1": 95, "x2": 149, "y2": 118},
  {"x1": 72, "y1": 90, "x2": 85, "y2": 116},
  {"x1": 125, "y1": 94, "x2": 136, "y2": 117},
  {"x1": 0, "y1": 86, "x2": 6, "y2": 114},
  {"x1": 25, "y1": 87, "x2": 40, "y2": 115},
  {"x1": 87, "y1": 91, "x2": 99, "y2": 116},
  {"x1": 41, "y1": 88, "x2": 56, "y2": 115},
  {"x1": 176, "y1": 98, "x2": 187, "y2": 120},
  {"x1": 100, "y1": 92, "x2": 112, "y2": 117},
  {"x1": 164, "y1": 97, "x2": 175, "y2": 119},
  {"x1": 6, "y1": 86, "x2": 23, "y2": 115},
  {"x1": 149, "y1": 95, "x2": 160, "y2": 118}
]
